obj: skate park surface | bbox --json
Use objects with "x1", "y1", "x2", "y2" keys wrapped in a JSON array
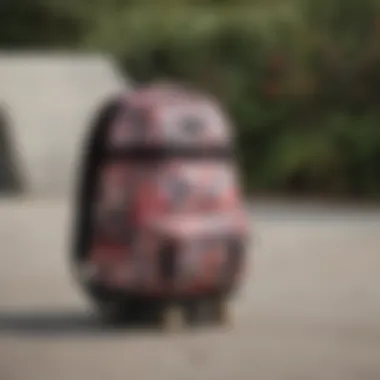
[{"x1": 0, "y1": 196, "x2": 379, "y2": 380}]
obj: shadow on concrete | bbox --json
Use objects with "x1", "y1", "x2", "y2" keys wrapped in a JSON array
[
  {"x1": 0, "y1": 310, "x2": 169, "y2": 338},
  {"x1": 0, "y1": 106, "x2": 24, "y2": 194}
]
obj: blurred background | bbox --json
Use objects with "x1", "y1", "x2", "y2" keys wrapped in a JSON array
[
  {"x1": 1, "y1": 0, "x2": 380, "y2": 198},
  {"x1": 0, "y1": 1, "x2": 380, "y2": 380}
]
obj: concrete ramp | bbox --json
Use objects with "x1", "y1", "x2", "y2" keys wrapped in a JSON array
[{"x1": 0, "y1": 53, "x2": 131, "y2": 196}]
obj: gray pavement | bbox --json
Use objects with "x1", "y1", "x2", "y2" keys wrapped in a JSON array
[{"x1": 0, "y1": 197, "x2": 379, "y2": 380}]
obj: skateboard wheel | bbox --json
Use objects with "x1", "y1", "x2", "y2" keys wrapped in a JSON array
[{"x1": 161, "y1": 305, "x2": 185, "y2": 332}]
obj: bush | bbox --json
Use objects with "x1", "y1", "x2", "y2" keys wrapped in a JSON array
[{"x1": 87, "y1": 1, "x2": 380, "y2": 197}]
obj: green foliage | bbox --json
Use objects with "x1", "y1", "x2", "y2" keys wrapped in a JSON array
[
  {"x1": 0, "y1": 0, "x2": 88, "y2": 48},
  {"x1": 1, "y1": 0, "x2": 379, "y2": 197}
]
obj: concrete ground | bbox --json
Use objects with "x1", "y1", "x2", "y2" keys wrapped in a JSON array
[{"x1": 0, "y1": 197, "x2": 379, "y2": 380}]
